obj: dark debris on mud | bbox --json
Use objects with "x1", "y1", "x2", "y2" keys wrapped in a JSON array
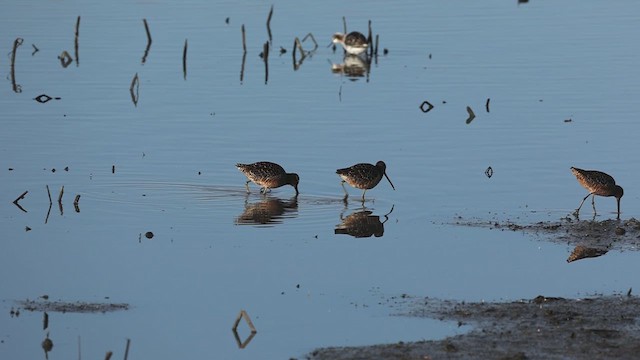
[
  {"x1": 454, "y1": 216, "x2": 640, "y2": 262},
  {"x1": 307, "y1": 294, "x2": 640, "y2": 360},
  {"x1": 17, "y1": 299, "x2": 129, "y2": 313}
]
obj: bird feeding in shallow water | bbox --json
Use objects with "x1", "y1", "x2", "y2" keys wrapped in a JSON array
[
  {"x1": 337, "y1": 161, "x2": 395, "y2": 201},
  {"x1": 570, "y1": 167, "x2": 623, "y2": 218},
  {"x1": 236, "y1": 162, "x2": 299, "y2": 195},
  {"x1": 331, "y1": 31, "x2": 368, "y2": 55}
]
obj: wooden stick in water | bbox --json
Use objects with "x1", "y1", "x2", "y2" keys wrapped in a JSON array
[
  {"x1": 46, "y1": 185, "x2": 52, "y2": 204},
  {"x1": 75, "y1": 16, "x2": 81, "y2": 66},
  {"x1": 266, "y1": 5, "x2": 274, "y2": 42},
  {"x1": 183, "y1": 39, "x2": 188, "y2": 79},
  {"x1": 241, "y1": 24, "x2": 247, "y2": 53},
  {"x1": 58, "y1": 186, "x2": 64, "y2": 203},
  {"x1": 13, "y1": 190, "x2": 28, "y2": 205}
]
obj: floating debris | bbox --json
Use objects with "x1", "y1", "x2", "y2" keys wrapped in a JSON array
[
  {"x1": 465, "y1": 106, "x2": 476, "y2": 124},
  {"x1": 145, "y1": 231, "x2": 154, "y2": 239},
  {"x1": 419, "y1": 100, "x2": 434, "y2": 113},
  {"x1": 34, "y1": 94, "x2": 61, "y2": 103},
  {"x1": 485, "y1": 166, "x2": 493, "y2": 178}
]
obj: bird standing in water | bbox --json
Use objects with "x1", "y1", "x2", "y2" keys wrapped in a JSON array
[
  {"x1": 570, "y1": 167, "x2": 623, "y2": 218},
  {"x1": 236, "y1": 162, "x2": 299, "y2": 195},
  {"x1": 331, "y1": 31, "x2": 368, "y2": 55},
  {"x1": 337, "y1": 161, "x2": 395, "y2": 201}
]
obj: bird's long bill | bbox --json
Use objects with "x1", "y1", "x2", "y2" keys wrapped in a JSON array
[{"x1": 384, "y1": 172, "x2": 396, "y2": 190}]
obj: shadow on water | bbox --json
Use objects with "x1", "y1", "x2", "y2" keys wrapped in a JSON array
[{"x1": 331, "y1": 54, "x2": 371, "y2": 81}]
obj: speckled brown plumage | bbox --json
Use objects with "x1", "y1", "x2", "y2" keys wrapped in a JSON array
[
  {"x1": 236, "y1": 162, "x2": 299, "y2": 195},
  {"x1": 332, "y1": 31, "x2": 368, "y2": 55},
  {"x1": 336, "y1": 161, "x2": 395, "y2": 200},
  {"x1": 571, "y1": 167, "x2": 623, "y2": 217}
]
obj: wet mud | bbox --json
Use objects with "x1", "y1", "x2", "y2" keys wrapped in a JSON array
[
  {"x1": 307, "y1": 294, "x2": 640, "y2": 359},
  {"x1": 454, "y1": 216, "x2": 640, "y2": 262},
  {"x1": 306, "y1": 216, "x2": 640, "y2": 359},
  {"x1": 17, "y1": 298, "x2": 129, "y2": 313}
]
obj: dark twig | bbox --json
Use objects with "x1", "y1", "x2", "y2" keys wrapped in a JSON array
[
  {"x1": 10, "y1": 38, "x2": 23, "y2": 93},
  {"x1": 183, "y1": 39, "x2": 188, "y2": 80},
  {"x1": 142, "y1": 19, "x2": 152, "y2": 64},
  {"x1": 465, "y1": 106, "x2": 476, "y2": 124},
  {"x1": 266, "y1": 5, "x2": 274, "y2": 43},
  {"x1": 486, "y1": 98, "x2": 491, "y2": 113},
  {"x1": 104, "y1": 352, "x2": 112, "y2": 360},
  {"x1": 73, "y1": 195, "x2": 81, "y2": 213},
  {"x1": 241, "y1": 24, "x2": 247, "y2": 53},
  {"x1": 46, "y1": 185, "x2": 52, "y2": 204},
  {"x1": 130, "y1": 73, "x2": 140, "y2": 106},
  {"x1": 13, "y1": 190, "x2": 28, "y2": 212},
  {"x1": 262, "y1": 41, "x2": 269, "y2": 84},
  {"x1": 58, "y1": 186, "x2": 64, "y2": 203},
  {"x1": 74, "y1": 16, "x2": 81, "y2": 66},
  {"x1": 342, "y1": 16, "x2": 347, "y2": 34},
  {"x1": 124, "y1": 338, "x2": 131, "y2": 360}
]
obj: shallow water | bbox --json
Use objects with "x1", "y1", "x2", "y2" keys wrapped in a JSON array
[{"x1": 2, "y1": 1, "x2": 640, "y2": 359}]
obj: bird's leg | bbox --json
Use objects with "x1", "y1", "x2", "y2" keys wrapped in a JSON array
[
  {"x1": 591, "y1": 194, "x2": 597, "y2": 215},
  {"x1": 340, "y1": 181, "x2": 349, "y2": 197},
  {"x1": 245, "y1": 181, "x2": 251, "y2": 193},
  {"x1": 574, "y1": 192, "x2": 593, "y2": 216},
  {"x1": 361, "y1": 189, "x2": 367, "y2": 202}
]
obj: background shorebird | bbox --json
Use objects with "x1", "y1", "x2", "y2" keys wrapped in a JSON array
[
  {"x1": 336, "y1": 161, "x2": 395, "y2": 201},
  {"x1": 570, "y1": 166, "x2": 623, "y2": 218},
  {"x1": 236, "y1": 162, "x2": 299, "y2": 195},
  {"x1": 331, "y1": 31, "x2": 368, "y2": 55}
]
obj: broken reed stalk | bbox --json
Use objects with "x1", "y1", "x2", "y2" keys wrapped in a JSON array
[
  {"x1": 183, "y1": 39, "x2": 188, "y2": 79},
  {"x1": 342, "y1": 16, "x2": 347, "y2": 34},
  {"x1": 58, "y1": 186, "x2": 64, "y2": 203},
  {"x1": 75, "y1": 16, "x2": 81, "y2": 65},
  {"x1": 233, "y1": 310, "x2": 257, "y2": 334},
  {"x1": 130, "y1": 73, "x2": 139, "y2": 106},
  {"x1": 73, "y1": 195, "x2": 81, "y2": 206},
  {"x1": 486, "y1": 98, "x2": 491, "y2": 112},
  {"x1": 124, "y1": 338, "x2": 131, "y2": 360},
  {"x1": 263, "y1": 41, "x2": 269, "y2": 84},
  {"x1": 241, "y1": 24, "x2": 247, "y2": 53},
  {"x1": 266, "y1": 5, "x2": 274, "y2": 42},
  {"x1": 46, "y1": 185, "x2": 52, "y2": 204},
  {"x1": 143, "y1": 19, "x2": 152, "y2": 46},
  {"x1": 13, "y1": 190, "x2": 28, "y2": 204},
  {"x1": 142, "y1": 19, "x2": 152, "y2": 64},
  {"x1": 104, "y1": 351, "x2": 112, "y2": 360},
  {"x1": 10, "y1": 38, "x2": 23, "y2": 93},
  {"x1": 374, "y1": 34, "x2": 379, "y2": 56}
]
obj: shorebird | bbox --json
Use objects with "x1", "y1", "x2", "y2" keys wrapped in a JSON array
[
  {"x1": 331, "y1": 31, "x2": 368, "y2": 55},
  {"x1": 570, "y1": 167, "x2": 623, "y2": 218},
  {"x1": 236, "y1": 162, "x2": 299, "y2": 195},
  {"x1": 337, "y1": 161, "x2": 395, "y2": 201}
]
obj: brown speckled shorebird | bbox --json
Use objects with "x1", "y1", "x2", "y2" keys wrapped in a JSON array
[
  {"x1": 571, "y1": 167, "x2": 623, "y2": 218},
  {"x1": 331, "y1": 31, "x2": 368, "y2": 55},
  {"x1": 337, "y1": 161, "x2": 395, "y2": 201},
  {"x1": 236, "y1": 162, "x2": 299, "y2": 195}
]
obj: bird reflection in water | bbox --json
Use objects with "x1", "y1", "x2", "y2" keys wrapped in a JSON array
[
  {"x1": 335, "y1": 205, "x2": 394, "y2": 238},
  {"x1": 331, "y1": 54, "x2": 370, "y2": 80},
  {"x1": 235, "y1": 195, "x2": 298, "y2": 226}
]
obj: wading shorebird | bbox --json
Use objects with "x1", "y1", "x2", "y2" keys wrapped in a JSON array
[
  {"x1": 331, "y1": 31, "x2": 368, "y2": 55},
  {"x1": 570, "y1": 167, "x2": 623, "y2": 218},
  {"x1": 337, "y1": 161, "x2": 395, "y2": 201},
  {"x1": 236, "y1": 162, "x2": 299, "y2": 195}
]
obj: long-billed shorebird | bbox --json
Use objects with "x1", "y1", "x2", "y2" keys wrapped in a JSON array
[
  {"x1": 337, "y1": 161, "x2": 395, "y2": 201},
  {"x1": 331, "y1": 31, "x2": 368, "y2": 55},
  {"x1": 570, "y1": 167, "x2": 623, "y2": 218},
  {"x1": 236, "y1": 162, "x2": 299, "y2": 195}
]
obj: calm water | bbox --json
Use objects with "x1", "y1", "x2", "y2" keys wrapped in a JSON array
[{"x1": 2, "y1": 1, "x2": 640, "y2": 359}]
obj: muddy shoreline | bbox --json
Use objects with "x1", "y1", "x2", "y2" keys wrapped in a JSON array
[{"x1": 306, "y1": 217, "x2": 640, "y2": 359}]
